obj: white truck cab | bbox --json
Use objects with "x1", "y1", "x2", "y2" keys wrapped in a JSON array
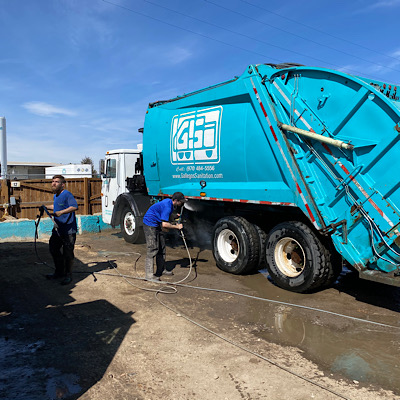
[{"x1": 101, "y1": 146, "x2": 142, "y2": 225}]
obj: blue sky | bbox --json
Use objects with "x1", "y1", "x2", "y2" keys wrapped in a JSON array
[{"x1": 1, "y1": 0, "x2": 400, "y2": 168}]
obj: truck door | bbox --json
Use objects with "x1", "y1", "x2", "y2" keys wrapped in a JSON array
[{"x1": 101, "y1": 154, "x2": 121, "y2": 224}]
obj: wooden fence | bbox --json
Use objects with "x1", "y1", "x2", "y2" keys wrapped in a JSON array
[{"x1": 0, "y1": 178, "x2": 102, "y2": 220}]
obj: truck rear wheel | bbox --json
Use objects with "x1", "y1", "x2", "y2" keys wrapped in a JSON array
[
  {"x1": 212, "y1": 216, "x2": 260, "y2": 274},
  {"x1": 321, "y1": 241, "x2": 342, "y2": 287},
  {"x1": 120, "y1": 206, "x2": 143, "y2": 244},
  {"x1": 254, "y1": 224, "x2": 267, "y2": 270},
  {"x1": 265, "y1": 221, "x2": 331, "y2": 292}
]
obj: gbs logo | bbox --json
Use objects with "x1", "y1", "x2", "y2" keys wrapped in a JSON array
[{"x1": 170, "y1": 106, "x2": 222, "y2": 165}]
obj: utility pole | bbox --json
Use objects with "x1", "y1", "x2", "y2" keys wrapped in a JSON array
[
  {"x1": 0, "y1": 117, "x2": 6, "y2": 179},
  {"x1": 0, "y1": 117, "x2": 9, "y2": 216}
]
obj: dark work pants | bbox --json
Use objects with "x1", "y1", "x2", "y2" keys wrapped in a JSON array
[
  {"x1": 49, "y1": 229, "x2": 76, "y2": 277},
  {"x1": 143, "y1": 224, "x2": 166, "y2": 278}
]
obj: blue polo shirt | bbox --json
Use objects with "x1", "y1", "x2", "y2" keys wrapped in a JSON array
[
  {"x1": 143, "y1": 198, "x2": 173, "y2": 228},
  {"x1": 53, "y1": 190, "x2": 78, "y2": 235}
]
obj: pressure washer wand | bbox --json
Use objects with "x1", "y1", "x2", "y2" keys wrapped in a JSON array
[
  {"x1": 177, "y1": 205, "x2": 185, "y2": 239},
  {"x1": 39, "y1": 205, "x2": 60, "y2": 235}
]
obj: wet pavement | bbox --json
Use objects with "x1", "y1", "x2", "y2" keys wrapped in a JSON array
[
  {"x1": 237, "y1": 268, "x2": 400, "y2": 393},
  {"x1": 0, "y1": 337, "x2": 82, "y2": 400},
  {"x1": 110, "y1": 229, "x2": 400, "y2": 395},
  {"x1": 166, "y1": 224, "x2": 400, "y2": 395}
]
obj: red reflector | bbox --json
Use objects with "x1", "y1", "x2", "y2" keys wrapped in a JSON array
[{"x1": 281, "y1": 74, "x2": 285, "y2": 80}]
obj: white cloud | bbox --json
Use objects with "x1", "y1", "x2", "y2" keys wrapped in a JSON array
[
  {"x1": 368, "y1": 0, "x2": 400, "y2": 9},
  {"x1": 6, "y1": 124, "x2": 119, "y2": 165},
  {"x1": 166, "y1": 46, "x2": 193, "y2": 65},
  {"x1": 336, "y1": 64, "x2": 360, "y2": 75},
  {"x1": 390, "y1": 49, "x2": 400, "y2": 58},
  {"x1": 337, "y1": 48, "x2": 400, "y2": 80},
  {"x1": 79, "y1": 116, "x2": 142, "y2": 134},
  {"x1": 357, "y1": 0, "x2": 400, "y2": 12},
  {"x1": 138, "y1": 44, "x2": 193, "y2": 68},
  {"x1": 22, "y1": 102, "x2": 77, "y2": 117}
]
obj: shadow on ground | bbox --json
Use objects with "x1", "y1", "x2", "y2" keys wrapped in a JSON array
[
  {"x1": 333, "y1": 266, "x2": 400, "y2": 313},
  {"x1": 0, "y1": 241, "x2": 136, "y2": 400}
]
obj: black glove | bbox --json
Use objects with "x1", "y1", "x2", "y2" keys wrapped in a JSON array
[{"x1": 39, "y1": 205, "x2": 46, "y2": 216}]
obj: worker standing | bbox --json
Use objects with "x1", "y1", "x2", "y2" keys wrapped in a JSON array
[
  {"x1": 143, "y1": 192, "x2": 186, "y2": 281},
  {"x1": 46, "y1": 175, "x2": 78, "y2": 285}
]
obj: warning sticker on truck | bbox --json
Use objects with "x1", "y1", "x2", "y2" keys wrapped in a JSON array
[{"x1": 170, "y1": 106, "x2": 222, "y2": 165}]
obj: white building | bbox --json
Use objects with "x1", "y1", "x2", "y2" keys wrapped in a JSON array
[{"x1": 1, "y1": 161, "x2": 62, "y2": 179}]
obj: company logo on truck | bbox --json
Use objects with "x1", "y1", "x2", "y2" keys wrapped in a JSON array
[{"x1": 170, "y1": 106, "x2": 222, "y2": 165}]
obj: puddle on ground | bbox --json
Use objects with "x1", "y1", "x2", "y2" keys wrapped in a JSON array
[
  {"x1": 0, "y1": 337, "x2": 81, "y2": 400},
  {"x1": 242, "y1": 273, "x2": 400, "y2": 393},
  {"x1": 45, "y1": 368, "x2": 81, "y2": 400}
]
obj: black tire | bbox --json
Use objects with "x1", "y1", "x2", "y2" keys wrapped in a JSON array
[
  {"x1": 321, "y1": 241, "x2": 343, "y2": 287},
  {"x1": 254, "y1": 224, "x2": 268, "y2": 270},
  {"x1": 265, "y1": 221, "x2": 332, "y2": 293},
  {"x1": 120, "y1": 206, "x2": 144, "y2": 244},
  {"x1": 212, "y1": 216, "x2": 260, "y2": 274}
]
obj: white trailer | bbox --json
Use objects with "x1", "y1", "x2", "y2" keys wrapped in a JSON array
[{"x1": 45, "y1": 164, "x2": 92, "y2": 179}]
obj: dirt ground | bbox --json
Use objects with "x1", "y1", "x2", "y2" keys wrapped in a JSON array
[{"x1": 1, "y1": 228, "x2": 400, "y2": 400}]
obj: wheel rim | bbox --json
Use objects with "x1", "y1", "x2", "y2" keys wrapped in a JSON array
[
  {"x1": 274, "y1": 237, "x2": 305, "y2": 277},
  {"x1": 217, "y1": 229, "x2": 239, "y2": 263},
  {"x1": 124, "y1": 212, "x2": 135, "y2": 235}
]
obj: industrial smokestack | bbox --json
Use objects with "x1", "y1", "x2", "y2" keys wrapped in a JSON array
[{"x1": 0, "y1": 117, "x2": 6, "y2": 179}]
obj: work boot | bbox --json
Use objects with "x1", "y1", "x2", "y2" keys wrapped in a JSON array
[
  {"x1": 60, "y1": 276, "x2": 72, "y2": 285},
  {"x1": 146, "y1": 275, "x2": 161, "y2": 282}
]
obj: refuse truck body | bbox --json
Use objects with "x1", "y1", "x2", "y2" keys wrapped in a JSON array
[{"x1": 107, "y1": 63, "x2": 400, "y2": 293}]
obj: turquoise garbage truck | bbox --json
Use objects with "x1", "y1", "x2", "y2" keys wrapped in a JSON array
[{"x1": 107, "y1": 63, "x2": 400, "y2": 293}]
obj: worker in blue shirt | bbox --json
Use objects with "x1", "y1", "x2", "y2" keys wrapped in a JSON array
[
  {"x1": 143, "y1": 192, "x2": 186, "y2": 281},
  {"x1": 46, "y1": 175, "x2": 78, "y2": 285}
]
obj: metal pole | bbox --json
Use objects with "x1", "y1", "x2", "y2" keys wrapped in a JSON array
[
  {"x1": 0, "y1": 117, "x2": 7, "y2": 179},
  {"x1": 279, "y1": 123, "x2": 354, "y2": 151}
]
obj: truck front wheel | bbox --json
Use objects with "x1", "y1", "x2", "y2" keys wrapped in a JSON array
[
  {"x1": 120, "y1": 206, "x2": 143, "y2": 244},
  {"x1": 212, "y1": 216, "x2": 260, "y2": 274},
  {"x1": 265, "y1": 221, "x2": 331, "y2": 292}
]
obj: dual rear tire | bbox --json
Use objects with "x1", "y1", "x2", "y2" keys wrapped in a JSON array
[
  {"x1": 265, "y1": 221, "x2": 335, "y2": 292},
  {"x1": 212, "y1": 217, "x2": 337, "y2": 292},
  {"x1": 212, "y1": 216, "x2": 260, "y2": 274}
]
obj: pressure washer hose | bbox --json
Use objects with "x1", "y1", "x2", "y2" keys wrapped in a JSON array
[
  {"x1": 104, "y1": 228, "x2": 194, "y2": 294},
  {"x1": 34, "y1": 205, "x2": 54, "y2": 267},
  {"x1": 91, "y1": 228, "x2": 356, "y2": 400},
  {"x1": 33, "y1": 214, "x2": 386, "y2": 399},
  {"x1": 90, "y1": 223, "x2": 400, "y2": 400}
]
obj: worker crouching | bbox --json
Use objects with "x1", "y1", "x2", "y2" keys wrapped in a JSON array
[{"x1": 142, "y1": 192, "x2": 186, "y2": 281}]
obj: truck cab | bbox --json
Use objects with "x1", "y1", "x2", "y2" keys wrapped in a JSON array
[{"x1": 101, "y1": 147, "x2": 142, "y2": 225}]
